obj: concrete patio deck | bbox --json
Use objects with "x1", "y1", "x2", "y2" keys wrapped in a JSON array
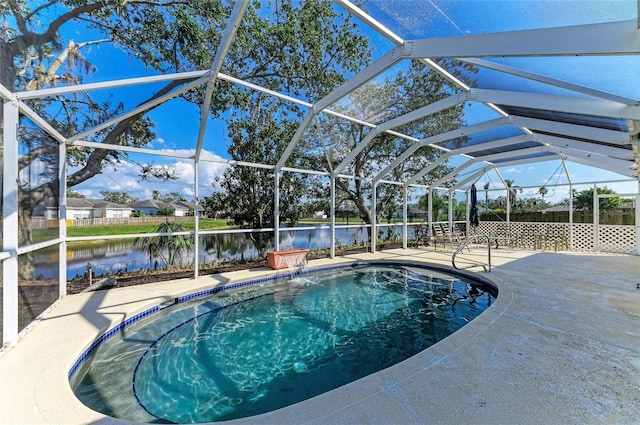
[{"x1": 1, "y1": 247, "x2": 639, "y2": 424}]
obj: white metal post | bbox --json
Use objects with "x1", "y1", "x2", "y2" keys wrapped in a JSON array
[
  {"x1": 428, "y1": 188, "x2": 433, "y2": 235},
  {"x1": 448, "y1": 190, "x2": 453, "y2": 236},
  {"x1": 562, "y1": 160, "x2": 573, "y2": 249},
  {"x1": 593, "y1": 183, "x2": 599, "y2": 251},
  {"x1": 3, "y1": 98, "x2": 19, "y2": 347},
  {"x1": 59, "y1": 141, "x2": 67, "y2": 297},
  {"x1": 193, "y1": 160, "x2": 200, "y2": 279},
  {"x1": 330, "y1": 177, "x2": 335, "y2": 258},
  {"x1": 402, "y1": 186, "x2": 408, "y2": 249},
  {"x1": 274, "y1": 172, "x2": 280, "y2": 251},
  {"x1": 506, "y1": 188, "x2": 511, "y2": 223},
  {"x1": 635, "y1": 183, "x2": 640, "y2": 256},
  {"x1": 568, "y1": 185, "x2": 574, "y2": 249},
  {"x1": 371, "y1": 182, "x2": 377, "y2": 253}
]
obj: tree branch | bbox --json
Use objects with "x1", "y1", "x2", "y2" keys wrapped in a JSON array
[
  {"x1": 7, "y1": 0, "x2": 29, "y2": 36},
  {"x1": 18, "y1": 146, "x2": 57, "y2": 172},
  {"x1": 24, "y1": 1, "x2": 59, "y2": 21},
  {"x1": 25, "y1": 38, "x2": 110, "y2": 91},
  {"x1": 66, "y1": 78, "x2": 188, "y2": 187}
]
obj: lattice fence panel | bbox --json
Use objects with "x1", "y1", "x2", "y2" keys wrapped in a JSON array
[
  {"x1": 598, "y1": 225, "x2": 636, "y2": 254},
  {"x1": 571, "y1": 224, "x2": 594, "y2": 251},
  {"x1": 477, "y1": 222, "x2": 635, "y2": 252}
]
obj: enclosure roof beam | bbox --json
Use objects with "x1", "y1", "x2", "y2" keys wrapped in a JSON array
[
  {"x1": 448, "y1": 134, "x2": 536, "y2": 157},
  {"x1": 470, "y1": 88, "x2": 640, "y2": 120},
  {"x1": 457, "y1": 58, "x2": 639, "y2": 106},
  {"x1": 431, "y1": 147, "x2": 560, "y2": 190},
  {"x1": 275, "y1": 44, "x2": 408, "y2": 171},
  {"x1": 381, "y1": 89, "x2": 640, "y2": 188},
  {"x1": 15, "y1": 101, "x2": 67, "y2": 145},
  {"x1": 195, "y1": 1, "x2": 248, "y2": 163},
  {"x1": 510, "y1": 115, "x2": 631, "y2": 145},
  {"x1": 405, "y1": 20, "x2": 640, "y2": 58},
  {"x1": 0, "y1": 83, "x2": 13, "y2": 100},
  {"x1": 400, "y1": 134, "x2": 536, "y2": 186},
  {"x1": 373, "y1": 117, "x2": 511, "y2": 183},
  {"x1": 72, "y1": 140, "x2": 194, "y2": 159},
  {"x1": 546, "y1": 146, "x2": 636, "y2": 177},
  {"x1": 451, "y1": 167, "x2": 492, "y2": 191},
  {"x1": 15, "y1": 70, "x2": 208, "y2": 100},
  {"x1": 472, "y1": 145, "x2": 552, "y2": 162},
  {"x1": 429, "y1": 159, "x2": 477, "y2": 189},
  {"x1": 469, "y1": 140, "x2": 634, "y2": 178},
  {"x1": 404, "y1": 152, "x2": 454, "y2": 187},
  {"x1": 491, "y1": 155, "x2": 560, "y2": 170},
  {"x1": 282, "y1": 8, "x2": 640, "y2": 179},
  {"x1": 335, "y1": 0, "x2": 471, "y2": 92},
  {"x1": 218, "y1": 72, "x2": 389, "y2": 130},
  {"x1": 536, "y1": 134, "x2": 634, "y2": 160},
  {"x1": 332, "y1": 92, "x2": 469, "y2": 177},
  {"x1": 427, "y1": 116, "x2": 517, "y2": 149}
]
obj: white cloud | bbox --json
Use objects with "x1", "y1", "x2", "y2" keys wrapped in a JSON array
[
  {"x1": 69, "y1": 149, "x2": 229, "y2": 201},
  {"x1": 174, "y1": 161, "x2": 195, "y2": 182}
]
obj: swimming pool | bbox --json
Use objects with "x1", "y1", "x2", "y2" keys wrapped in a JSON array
[{"x1": 70, "y1": 263, "x2": 497, "y2": 423}]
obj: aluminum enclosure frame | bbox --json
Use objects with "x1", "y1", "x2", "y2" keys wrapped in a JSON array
[{"x1": 2, "y1": 0, "x2": 640, "y2": 348}]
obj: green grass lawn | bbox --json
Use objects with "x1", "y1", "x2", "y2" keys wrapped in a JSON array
[
  {"x1": 66, "y1": 218, "x2": 231, "y2": 237},
  {"x1": 33, "y1": 216, "x2": 384, "y2": 241}
]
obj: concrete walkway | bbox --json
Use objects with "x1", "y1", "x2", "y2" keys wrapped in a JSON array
[{"x1": 1, "y1": 248, "x2": 639, "y2": 424}]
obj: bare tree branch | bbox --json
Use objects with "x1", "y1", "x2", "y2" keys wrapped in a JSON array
[{"x1": 25, "y1": 38, "x2": 110, "y2": 91}]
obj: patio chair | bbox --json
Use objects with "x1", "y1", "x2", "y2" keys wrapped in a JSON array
[
  {"x1": 442, "y1": 224, "x2": 463, "y2": 245},
  {"x1": 411, "y1": 224, "x2": 432, "y2": 248},
  {"x1": 432, "y1": 223, "x2": 450, "y2": 249},
  {"x1": 453, "y1": 223, "x2": 468, "y2": 243}
]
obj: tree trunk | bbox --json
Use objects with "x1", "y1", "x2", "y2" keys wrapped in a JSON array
[{"x1": 18, "y1": 209, "x2": 35, "y2": 280}]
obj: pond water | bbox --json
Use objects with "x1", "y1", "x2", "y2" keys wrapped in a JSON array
[{"x1": 35, "y1": 224, "x2": 421, "y2": 280}]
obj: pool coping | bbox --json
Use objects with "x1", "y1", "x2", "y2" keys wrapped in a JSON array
[
  {"x1": 1, "y1": 248, "x2": 639, "y2": 424},
  {"x1": 68, "y1": 259, "x2": 499, "y2": 387}
]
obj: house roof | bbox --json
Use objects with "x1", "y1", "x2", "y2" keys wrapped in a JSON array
[
  {"x1": 128, "y1": 200, "x2": 189, "y2": 211},
  {"x1": 542, "y1": 205, "x2": 571, "y2": 213},
  {"x1": 90, "y1": 200, "x2": 133, "y2": 210},
  {"x1": 40, "y1": 198, "x2": 131, "y2": 210}
]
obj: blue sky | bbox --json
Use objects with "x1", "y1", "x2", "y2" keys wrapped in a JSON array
[{"x1": 56, "y1": 1, "x2": 638, "y2": 204}]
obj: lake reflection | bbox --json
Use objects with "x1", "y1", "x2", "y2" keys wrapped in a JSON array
[{"x1": 35, "y1": 225, "x2": 418, "y2": 280}]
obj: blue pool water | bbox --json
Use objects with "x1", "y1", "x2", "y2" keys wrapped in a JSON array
[{"x1": 71, "y1": 264, "x2": 496, "y2": 423}]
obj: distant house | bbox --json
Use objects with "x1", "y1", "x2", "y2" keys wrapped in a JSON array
[
  {"x1": 34, "y1": 198, "x2": 133, "y2": 219},
  {"x1": 392, "y1": 206, "x2": 426, "y2": 219},
  {"x1": 542, "y1": 205, "x2": 571, "y2": 213},
  {"x1": 128, "y1": 199, "x2": 190, "y2": 216},
  {"x1": 174, "y1": 200, "x2": 203, "y2": 216}
]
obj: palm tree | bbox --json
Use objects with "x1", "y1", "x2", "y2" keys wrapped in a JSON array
[
  {"x1": 418, "y1": 191, "x2": 447, "y2": 221},
  {"x1": 134, "y1": 220, "x2": 195, "y2": 269},
  {"x1": 504, "y1": 179, "x2": 523, "y2": 211},
  {"x1": 538, "y1": 186, "x2": 548, "y2": 209}
]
